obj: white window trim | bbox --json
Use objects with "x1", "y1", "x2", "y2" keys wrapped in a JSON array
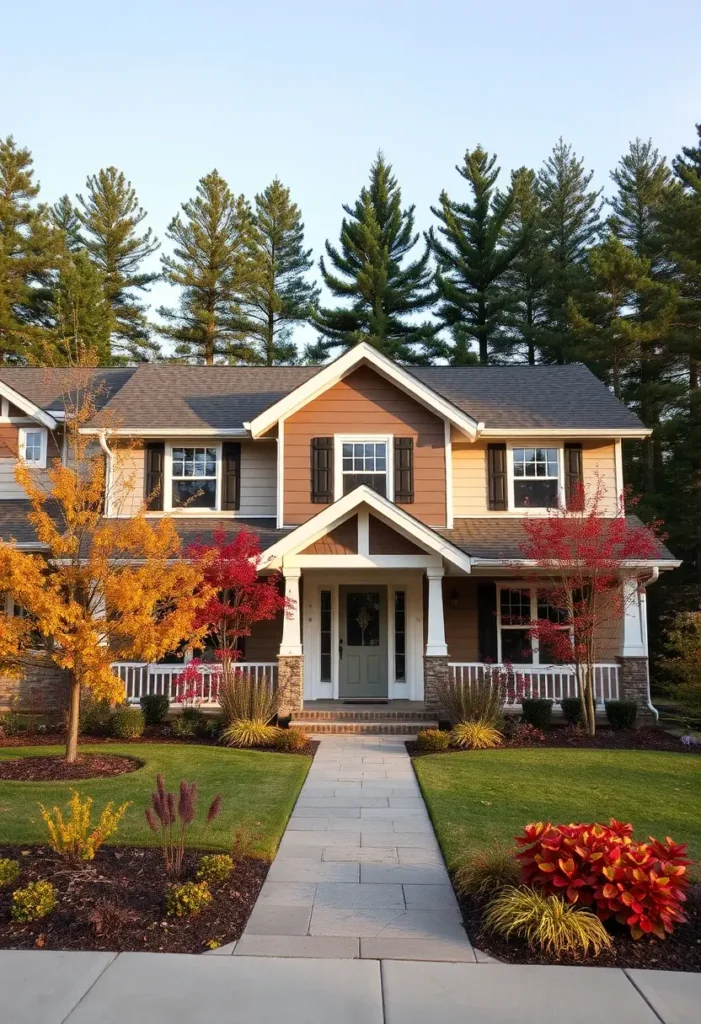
[
  {"x1": 507, "y1": 442, "x2": 565, "y2": 512},
  {"x1": 18, "y1": 426, "x2": 48, "y2": 469},
  {"x1": 164, "y1": 442, "x2": 222, "y2": 514},
  {"x1": 333, "y1": 434, "x2": 394, "y2": 503},
  {"x1": 496, "y1": 582, "x2": 573, "y2": 666}
]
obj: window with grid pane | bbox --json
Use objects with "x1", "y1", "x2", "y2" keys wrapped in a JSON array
[
  {"x1": 537, "y1": 593, "x2": 571, "y2": 664},
  {"x1": 341, "y1": 441, "x2": 387, "y2": 497},
  {"x1": 171, "y1": 447, "x2": 217, "y2": 509},
  {"x1": 512, "y1": 447, "x2": 559, "y2": 508},
  {"x1": 499, "y1": 588, "x2": 533, "y2": 664},
  {"x1": 20, "y1": 428, "x2": 46, "y2": 467}
]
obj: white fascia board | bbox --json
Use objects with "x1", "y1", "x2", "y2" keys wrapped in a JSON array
[
  {"x1": 479, "y1": 427, "x2": 652, "y2": 439},
  {"x1": 470, "y1": 557, "x2": 682, "y2": 570},
  {"x1": 247, "y1": 342, "x2": 480, "y2": 439},
  {"x1": 79, "y1": 427, "x2": 250, "y2": 437},
  {"x1": 0, "y1": 382, "x2": 57, "y2": 430},
  {"x1": 259, "y1": 484, "x2": 472, "y2": 573}
]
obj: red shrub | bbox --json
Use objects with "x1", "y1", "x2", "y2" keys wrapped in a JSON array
[{"x1": 515, "y1": 819, "x2": 691, "y2": 940}]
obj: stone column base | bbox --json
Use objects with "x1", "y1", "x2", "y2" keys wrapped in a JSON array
[
  {"x1": 0, "y1": 663, "x2": 69, "y2": 714},
  {"x1": 277, "y1": 655, "x2": 304, "y2": 717},
  {"x1": 423, "y1": 655, "x2": 449, "y2": 713},
  {"x1": 616, "y1": 656, "x2": 654, "y2": 721}
]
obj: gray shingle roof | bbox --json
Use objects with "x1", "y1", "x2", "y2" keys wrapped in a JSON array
[{"x1": 0, "y1": 367, "x2": 137, "y2": 412}]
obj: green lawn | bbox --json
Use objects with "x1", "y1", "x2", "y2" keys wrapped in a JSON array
[
  {"x1": 0, "y1": 744, "x2": 311, "y2": 859},
  {"x1": 413, "y1": 748, "x2": 701, "y2": 870}
]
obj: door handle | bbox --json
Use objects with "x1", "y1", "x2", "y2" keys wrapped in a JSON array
[{"x1": 339, "y1": 638, "x2": 343, "y2": 661}]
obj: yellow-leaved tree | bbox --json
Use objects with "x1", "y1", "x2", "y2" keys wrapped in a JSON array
[{"x1": 0, "y1": 368, "x2": 212, "y2": 761}]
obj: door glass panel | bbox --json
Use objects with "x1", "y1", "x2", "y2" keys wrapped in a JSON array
[{"x1": 346, "y1": 591, "x2": 380, "y2": 647}]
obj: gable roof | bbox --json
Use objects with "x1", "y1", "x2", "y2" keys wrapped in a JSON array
[{"x1": 0, "y1": 367, "x2": 136, "y2": 415}]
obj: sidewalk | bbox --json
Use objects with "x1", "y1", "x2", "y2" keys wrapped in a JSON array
[
  {"x1": 236, "y1": 734, "x2": 475, "y2": 960},
  {"x1": 2, "y1": 950, "x2": 699, "y2": 1023}
]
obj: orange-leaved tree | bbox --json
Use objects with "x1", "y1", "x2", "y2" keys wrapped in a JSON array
[{"x1": 0, "y1": 369, "x2": 212, "y2": 761}]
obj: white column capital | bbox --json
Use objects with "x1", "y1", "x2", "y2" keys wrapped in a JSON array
[
  {"x1": 426, "y1": 566, "x2": 445, "y2": 580},
  {"x1": 282, "y1": 565, "x2": 302, "y2": 579}
]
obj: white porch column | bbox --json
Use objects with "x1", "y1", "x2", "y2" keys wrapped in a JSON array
[
  {"x1": 622, "y1": 578, "x2": 647, "y2": 657},
  {"x1": 279, "y1": 566, "x2": 303, "y2": 656},
  {"x1": 425, "y1": 566, "x2": 448, "y2": 657}
]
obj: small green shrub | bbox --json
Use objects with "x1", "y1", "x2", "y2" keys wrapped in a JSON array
[
  {"x1": 170, "y1": 708, "x2": 207, "y2": 739},
  {"x1": 202, "y1": 715, "x2": 225, "y2": 741},
  {"x1": 0, "y1": 858, "x2": 20, "y2": 887},
  {"x1": 165, "y1": 880, "x2": 212, "y2": 917},
  {"x1": 454, "y1": 847, "x2": 520, "y2": 897},
  {"x1": 521, "y1": 698, "x2": 553, "y2": 730},
  {"x1": 560, "y1": 697, "x2": 583, "y2": 726},
  {"x1": 197, "y1": 854, "x2": 234, "y2": 884},
  {"x1": 274, "y1": 727, "x2": 308, "y2": 752},
  {"x1": 80, "y1": 698, "x2": 113, "y2": 736},
  {"x1": 605, "y1": 700, "x2": 638, "y2": 730},
  {"x1": 221, "y1": 720, "x2": 279, "y2": 748},
  {"x1": 139, "y1": 694, "x2": 170, "y2": 725},
  {"x1": 485, "y1": 886, "x2": 612, "y2": 956},
  {"x1": 416, "y1": 728, "x2": 450, "y2": 752},
  {"x1": 11, "y1": 880, "x2": 58, "y2": 922},
  {"x1": 111, "y1": 705, "x2": 145, "y2": 739},
  {"x1": 450, "y1": 721, "x2": 503, "y2": 750}
]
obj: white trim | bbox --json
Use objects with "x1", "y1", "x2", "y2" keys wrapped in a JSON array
[
  {"x1": 496, "y1": 582, "x2": 573, "y2": 666},
  {"x1": 480, "y1": 427, "x2": 651, "y2": 439},
  {"x1": 164, "y1": 442, "x2": 221, "y2": 514},
  {"x1": 279, "y1": 566, "x2": 303, "y2": 656},
  {"x1": 425, "y1": 566, "x2": 448, "y2": 657},
  {"x1": 0, "y1": 381, "x2": 57, "y2": 429},
  {"x1": 358, "y1": 509, "x2": 370, "y2": 556},
  {"x1": 276, "y1": 420, "x2": 285, "y2": 529},
  {"x1": 614, "y1": 439, "x2": 624, "y2": 505},
  {"x1": 80, "y1": 427, "x2": 249, "y2": 437},
  {"x1": 334, "y1": 434, "x2": 393, "y2": 503},
  {"x1": 471, "y1": 557, "x2": 681, "y2": 569},
  {"x1": 444, "y1": 420, "x2": 454, "y2": 529},
  {"x1": 287, "y1": 554, "x2": 442, "y2": 569},
  {"x1": 247, "y1": 342, "x2": 481, "y2": 440},
  {"x1": 18, "y1": 426, "x2": 48, "y2": 468},
  {"x1": 622, "y1": 578, "x2": 647, "y2": 657},
  {"x1": 507, "y1": 442, "x2": 564, "y2": 512}
]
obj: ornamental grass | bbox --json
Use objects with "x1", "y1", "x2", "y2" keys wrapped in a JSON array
[
  {"x1": 485, "y1": 886, "x2": 612, "y2": 956},
  {"x1": 450, "y1": 721, "x2": 503, "y2": 750}
]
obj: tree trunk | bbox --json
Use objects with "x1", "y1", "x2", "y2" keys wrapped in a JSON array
[{"x1": 65, "y1": 673, "x2": 81, "y2": 763}]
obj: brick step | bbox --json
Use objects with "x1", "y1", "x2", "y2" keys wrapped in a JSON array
[
  {"x1": 290, "y1": 720, "x2": 438, "y2": 735},
  {"x1": 293, "y1": 709, "x2": 436, "y2": 722}
]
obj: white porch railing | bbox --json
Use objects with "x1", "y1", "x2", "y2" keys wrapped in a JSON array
[
  {"x1": 112, "y1": 662, "x2": 278, "y2": 707},
  {"x1": 448, "y1": 662, "x2": 620, "y2": 708}
]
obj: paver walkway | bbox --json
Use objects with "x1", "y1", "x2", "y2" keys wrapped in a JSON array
[{"x1": 236, "y1": 734, "x2": 476, "y2": 960}]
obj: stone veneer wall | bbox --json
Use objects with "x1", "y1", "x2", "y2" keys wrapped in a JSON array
[
  {"x1": 277, "y1": 655, "x2": 304, "y2": 716},
  {"x1": 0, "y1": 662, "x2": 69, "y2": 713},
  {"x1": 616, "y1": 656, "x2": 654, "y2": 718},
  {"x1": 423, "y1": 655, "x2": 449, "y2": 713}
]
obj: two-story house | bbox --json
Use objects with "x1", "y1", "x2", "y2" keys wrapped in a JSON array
[{"x1": 0, "y1": 344, "x2": 678, "y2": 726}]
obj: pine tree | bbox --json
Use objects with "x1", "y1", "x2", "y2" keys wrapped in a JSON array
[
  {"x1": 501, "y1": 167, "x2": 550, "y2": 364},
  {"x1": 51, "y1": 195, "x2": 83, "y2": 252},
  {"x1": 157, "y1": 170, "x2": 255, "y2": 365},
  {"x1": 538, "y1": 139, "x2": 603, "y2": 363},
  {"x1": 240, "y1": 179, "x2": 319, "y2": 364},
  {"x1": 0, "y1": 136, "x2": 59, "y2": 363},
  {"x1": 42, "y1": 249, "x2": 112, "y2": 365},
  {"x1": 309, "y1": 152, "x2": 436, "y2": 364},
  {"x1": 76, "y1": 167, "x2": 160, "y2": 362},
  {"x1": 429, "y1": 146, "x2": 521, "y2": 365}
]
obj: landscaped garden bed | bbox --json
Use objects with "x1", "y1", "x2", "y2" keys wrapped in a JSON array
[
  {"x1": 0, "y1": 753, "x2": 143, "y2": 781},
  {"x1": 406, "y1": 726, "x2": 701, "y2": 757}
]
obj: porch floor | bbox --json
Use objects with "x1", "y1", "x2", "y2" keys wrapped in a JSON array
[{"x1": 303, "y1": 701, "x2": 428, "y2": 711}]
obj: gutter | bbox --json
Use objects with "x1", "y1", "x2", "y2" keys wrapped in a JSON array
[{"x1": 98, "y1": 430, "x2": 113, "y2": 517}]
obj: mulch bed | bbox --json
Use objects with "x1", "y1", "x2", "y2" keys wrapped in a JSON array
[
  {"x1": 0, "y1": 753, "x2": 143, "y2": 782},
  {"x1": 406, "y1": 727, "x2": 701, "y2": 757},
  {"x1": 0, "y1": 845, "x2": 268, "y2": 953},
  {"x1": 458, "y1": 884, "x2": 701, "y2": 971}
]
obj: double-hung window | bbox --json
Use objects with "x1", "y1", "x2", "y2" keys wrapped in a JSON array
[
  {"x1": 498, "y1": 585, "x2": 573, "y2": 665},
  {"x1": 19, "y1": 427, "x2": 47, "y2": 469},
  {"x1": 341, "y1": 440, "x2": 388, "y2": 497},
  {"x1": 512, "y1": 447, "x2": 560, "y2": 509},
  {"x1": 171, "y1": 447, "x2": 217, "y2": 509}
]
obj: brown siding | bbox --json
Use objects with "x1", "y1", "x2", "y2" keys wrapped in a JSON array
[
  {"x1": 442, "y1": 578, "x2": 480, "y2": 661},
  {"x1": 0, "y1": 423, "x2": 18, "y2": 457},
  {"x1": 245, "y1": 609, "x2": 284, "y2": 662},
  {"x1": 284, "y1": 366, "x2": 446, "y2": 527},
  {"x1": 301, "y1": 516, "x2": 358, "y2": 554},
  {"x1": 368, "y1": 515, "x2": 424, "y2": 555}
]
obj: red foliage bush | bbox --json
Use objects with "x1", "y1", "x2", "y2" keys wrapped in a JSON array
[{"x1": 515, "y1": 819, "x2": 691, "y2": 940}]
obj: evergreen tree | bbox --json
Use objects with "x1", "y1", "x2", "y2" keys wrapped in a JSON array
[
  {"x1": 51, "y1": 195, "x2": 83, "y2": 252},
  {"x1": 501, "y1": 167, "x2": 550, "y2": 364},
  {"x1": 309, "y1": 152, "x2": 436, "y2": 364},
  {"x1": 157, "y1": 170, "x2": 255, "y2": 365},
  {"x1": 240, "y1": 178, "x2": 319, "y2": 364},
  {"x1": 0, "y1": 136, "x2": 59, "y2": 363},
  {"x1": 429, "y1": 146, "x2": 521, "y2": 365},
  {"x1": 76, "y1": 167, "x2": 160, "y2": 361},
  {"x1": 538, "y1": 139, "x2": 603, "y2": 363},
  {"x1": 42, "y1": 249, "x2": 112, "y2": 365}
]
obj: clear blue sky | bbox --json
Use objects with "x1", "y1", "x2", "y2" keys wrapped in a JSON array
[{"x1": 4, "y1": 0, "x2": 701, "y2": 354}]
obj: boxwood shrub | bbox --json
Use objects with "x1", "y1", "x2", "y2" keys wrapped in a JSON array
[
  {"x1": 139, "y1": 694, "x2": 170, "y2": 725},
  {"x1": 111, "y1": 705, "x2": 145, "y2": 739},
  {"x1": 560, "y1": 697, "x2": 583, "y2": 726},
  {"x1": 605, "y1": 700, "x2": 638, "y2": 730},
  {"x1": 521, "y1": 698, "x2": 553, "y2": 730}
]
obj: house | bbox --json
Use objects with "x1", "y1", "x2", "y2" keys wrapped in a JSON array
[{"x1": 0, "y1": 344, "x2": 678, "y2": 726}]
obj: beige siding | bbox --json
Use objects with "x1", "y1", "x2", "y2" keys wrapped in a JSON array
[
  {"x1": 581, "y1": 441, "x2": 618, "y2": 514},
  {"x1": 111, "y1": 444, "x2": 146, "y2": 516},
  {"x1": 240, "y1": 441, "x2": 276, "y2": 516},
  {"x1": 0, "y1": 459, "x2": 26, "y2": 498},
  {"x1": 0, "y1": 425, "x2": 63, "y2": 499}
]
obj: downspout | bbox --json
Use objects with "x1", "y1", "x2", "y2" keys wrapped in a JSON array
[
  {"x1": 641, "y1": 567, "x2": 660, "y2": 722},
  {"x1": 98, "y1": 430, "x2": 113, "y2": 518}
]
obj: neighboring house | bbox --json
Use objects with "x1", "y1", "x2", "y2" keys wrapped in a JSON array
[{"x1": 0, "y1": 344, "x2": 679, "y2": 721}]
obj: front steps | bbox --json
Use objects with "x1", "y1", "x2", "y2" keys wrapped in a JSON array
[{"x1": 289, "y1": 705, "x2": 438, "y2": 735}]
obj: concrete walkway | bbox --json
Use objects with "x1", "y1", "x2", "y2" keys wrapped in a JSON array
[
  {"x1": 2, "y1": 951, "x2": 700, "y2": 1023},
  {"x1": 236, "y1": 734, "x2": 475, "y2": 960}
]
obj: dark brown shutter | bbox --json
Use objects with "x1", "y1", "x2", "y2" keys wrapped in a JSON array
[
  {"x1": 393, "y1": 437, "x2": 414, "y2": 503},
  {"x1": 564, "y1": 443, "x2": 584, "y2": 509},
  {"x1": 144, "y1": 442, "x2": 165, "y2": 511},
  {"x1": 222, "y1": 442, "x2": 241, "y2": 511},
  {"x1": 477, "y1": 583, "x2": 498, "y2": 662},
  {"x1": 310, "y1": 437, "x2": 333, "y2": 503},
  {"x1": 487, "y1": 443, "x2": 507, "y2": 511}
]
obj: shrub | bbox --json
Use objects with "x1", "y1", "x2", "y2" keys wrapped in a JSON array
[
  {"x1": 140, "y1": 694, "x2": 170, "y2": 725},
  {"x1": 450, "y1": 721, "x2": 503, "y2": 750},
  {"x1": 219, "y1": 669, "x2": 277, "y2": 726},
  {"x1": 605, "y1": 700, "x2": 638, "y2": 730},
  {"x1": 416, "y1": 728, "x2": 450, "y2": 753},
  {"x1": 170, "y1": 708, "x2": 207, "y2": 739},
  {"x1": 80, "y1": 697, "x2": 113, "y2": 736},
  {"x1": 145, "y1": 774, "x2": 223, "y2": 876},
  {"x1": 111, "y1": 705, "x2": 145, "y2": 739},
  {"x1": 40, "y1": 791, "x2": 131, "y2": 862},
  {"x1": 165, "y1": 880, "x2": 212, "y2": 917},
  {"x1": 0, "y1": 858, "x2": 20, "y2": 887},
  {"x1": 11, "y1": 881, "x2": 58, "y2": 922},
  {"x1": 516, "y1": 819, "x2": 692, "y2": 940},
  {"x1": 202, "y1": 715, "x2": 226, "y2": 741},
  {"x1": 485, "y1": 886, "x2": 612, "y2": 956},
  {"x1": 274, "y1": 727, "x2": 308, "y2": 752},
  {"x1": 560, "y1": 697, "x2": 584, "y2": 726},
  {"x1": 221, "y1": 719, "x2": 279, "y2": 748},
  {"x1": 521, "y1": 698, "x2": 553, "y2": 730},
  {"x1": 435, "y1": 666, "x2": 505, "y2": 727},
  {"x1": 454, "y1": 846, "x2": 520, "y2": 897},
  {"x1": 509, "y1": 722, "x2": 546, "y2": 746},
  {"x1": 197, "y1": 854, "x2": 234, "y2": 884}
]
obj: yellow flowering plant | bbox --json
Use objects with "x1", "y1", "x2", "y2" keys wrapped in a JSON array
[{"x1": 39, "y1": 790, "x2": 131, "y2": 862}]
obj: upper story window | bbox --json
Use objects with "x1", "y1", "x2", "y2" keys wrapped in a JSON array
[
  {"x1": 340, "y1": 439, "x2": 388, "y2": 498},
  {"x1": 512, "y1": 447, "x2": 560, "y2": 509},
  {"x1": 18, "y1": 427, "x2": 47, "y2": 468},
  {"x1": 171, "y1": 447, "x2": 217, "y2": 509}
]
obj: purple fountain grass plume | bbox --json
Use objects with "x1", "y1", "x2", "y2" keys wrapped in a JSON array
[
  {"x1": 145, "y1": 808, "x2": 159, "y2": 834},
  {"x1": 178, "y1": 781, "x2": 197, "y2": 825},
  {"x1": 167, "y1": 791, "x2": 176, "y2": 824},
  {"x1": 207, "y1": 794, "x2": 223, "y2": 824}
]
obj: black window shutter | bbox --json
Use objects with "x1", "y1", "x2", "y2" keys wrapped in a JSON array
[
  {"x1": 564, "y1": 443, "x2": 584, "y2": 509},
  {"x1": 393, "y1": 437, "x2": 414, "y2": 503},
  {"x1": 144, "y1": 442, "x2": 165, "y2": 511},
  {"x1": 310, "y1": 437, "x2": 333, "y2": 503},
  {"x1": 487, "y1": 443, "x2": 507, "y2": 511},
  {"x1": 477, "y1": 583, "x2": 498, "y2": 662},
  {"x1": 222, "y1": 442, "x2": 241, "y2": 511}
]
